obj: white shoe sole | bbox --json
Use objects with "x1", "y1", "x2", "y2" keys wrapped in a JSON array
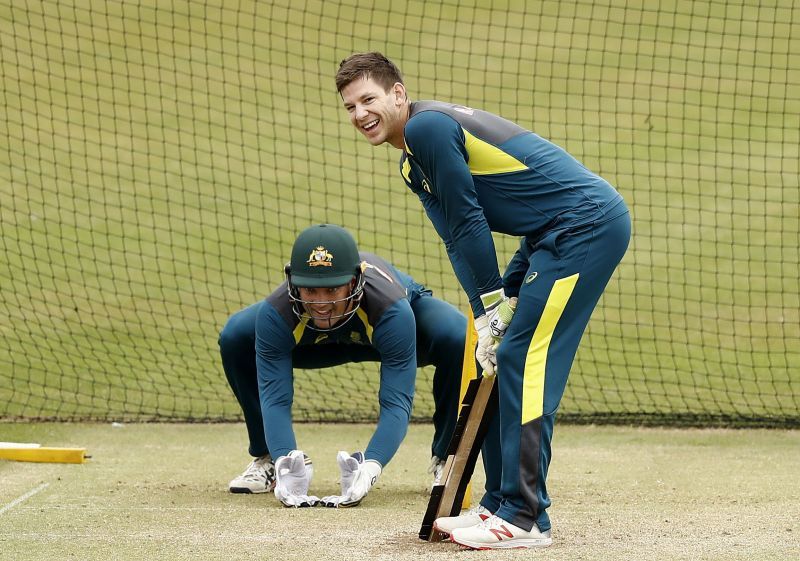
[
  {"x1": 451, "y1": 536, "x2": 552, "y2": 550},
  {"x1": 229, "y1": 487, "x2": 267, "y2": 494},
  {"x1": 433, "y1": 519, "x2": 484, "y2": 536},
  {"x1": 228, "y1": 484, "x2": 275, "y2": 494}
]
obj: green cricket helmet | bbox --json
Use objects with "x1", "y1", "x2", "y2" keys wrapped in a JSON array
[{"x1": 285, "y1": 224, "x2": 365, "y2": 330}]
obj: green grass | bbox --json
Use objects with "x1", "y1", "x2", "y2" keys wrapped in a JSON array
[
  {"x1": 1, "y1": 0, "x2": 798, "y2": 423},
  {"x1": 1, "y1": 422, "x2": 799, "y2": 560}
]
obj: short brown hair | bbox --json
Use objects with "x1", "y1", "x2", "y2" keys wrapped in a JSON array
[{"x1": 335, "y1": 52, "x2": 403, "y2": 93}]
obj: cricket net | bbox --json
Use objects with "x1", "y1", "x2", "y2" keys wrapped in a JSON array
[{"x1": 1, "y1": 1, "x2": 798, "y2": 426}]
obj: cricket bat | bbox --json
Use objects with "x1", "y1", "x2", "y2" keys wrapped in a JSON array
[{"x1": 418, "y1": 372, "x2": 498, "y2": 541}]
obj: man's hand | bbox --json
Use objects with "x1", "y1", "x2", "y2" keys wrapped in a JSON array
[
  {"x1": 274, "y1": 450, "x2": 319, "y2": 507},
  {"x1": 321, "y1": 451, "x2": 382, "y2": 508},
  {"x1": 487, "y1": 296, "x2": 518, "y2": 346},
  {"x1": 475, "y1": 290, "x2": 518, "y2": 376}
]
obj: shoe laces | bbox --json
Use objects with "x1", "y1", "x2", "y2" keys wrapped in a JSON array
[
  {"x1": 467, "y1": 504, "x2": 491, "y2": 517},
  {"x1": 242, "y1": 455, "x2": 273, "y2": 482},
  {"x1": 476, "y1": 514, "x2": 506, "y2": 530}
]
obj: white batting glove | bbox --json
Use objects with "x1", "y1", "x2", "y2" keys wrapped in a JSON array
[
  {"x1": 321, "y1": 451, "x2": 382, "y2": 508},
  {"x1": 480, "y1": 289, "x2": 518, "y2": 344},
  {"x1": 476, "y1": 290, "x2": 518, "y2": 376},
  {"x1": 474, "y1": 314, "x2": 497, "y2": 376},
  {"x1": 274, "y1": 450, "x2": 319, "y2": 507},
  {"x1": 488, "y1": 297, "x2": 518, "y2": 347}
]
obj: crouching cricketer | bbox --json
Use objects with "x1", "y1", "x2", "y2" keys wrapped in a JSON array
[{"x1": 219, "y1": 224, "x2": 466, "y2": 507}]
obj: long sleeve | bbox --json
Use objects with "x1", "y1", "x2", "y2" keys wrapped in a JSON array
[
  {"x1": 363, "y1": 298, "x2": 417, "y2": 466},
  {"x1": 416, "y1": 189, "x2": 483, "y2": 316},
  {"x1": 254, "y1": 300, "x2": 298, "y2": 458},
  {"x1": 502, "y1": 242, "x2": 532, "y2": 299},
  {"x1": 405, "y1": 110, "x2": 503, "y2": 314}
]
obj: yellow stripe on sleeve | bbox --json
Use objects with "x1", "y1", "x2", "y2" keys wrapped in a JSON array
[
  {"x1": 356, "y1": 308, "x2": 373, "y2": 342},
  {"x1": 521, "y1": 273, "x2": 580, "y2": 424},
  {"x1": 463, "y1": 129, "x2": 528, "y2": 176},
  {"x1": 293, "y1": 318, "x2": 308, "y2": 344},
  {"x1": 401, "y1": 158, "x2": 412, "y2": 182}
]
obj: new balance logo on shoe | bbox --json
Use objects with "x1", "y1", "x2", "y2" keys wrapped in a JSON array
[{"x1": 489, "y1": 524, "x2": 514, "y2": 540}]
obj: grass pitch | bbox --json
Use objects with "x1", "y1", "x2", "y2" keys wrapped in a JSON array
[{"x1": 1, "y1": 422, "x2": 798, "y2": 561}]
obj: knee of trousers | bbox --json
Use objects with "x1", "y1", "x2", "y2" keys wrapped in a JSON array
[
  {"x1": 218, "y1": 317, "x2": 254, "y2": 357},
  {"x1": 425, "y1": 323, "x2": 466, "y2": 363},
  {"x1": 219, "y1": 324, "x2": 240, "y2": 354}
]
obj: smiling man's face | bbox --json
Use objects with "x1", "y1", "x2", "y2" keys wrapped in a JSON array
[
  {"x1": 297, "y1": 283, "x2": 354, "y2": 330},
  {"x1": 340, "y1": 76, "x2": 408, "y2": 149}
]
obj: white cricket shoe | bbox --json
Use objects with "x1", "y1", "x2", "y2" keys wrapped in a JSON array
[
  {"x1": 228, "y1": 455, "x2": 276, "y2": 494},
  {"x1": 433, "y1": 504, "x2": 492, "y2": 536},
  {"x1": 450, "y1": 514, "x2": 552, "y2": 549},
  {"x1": 428, "y1": 456, "x2": 445, "y2": 488}
]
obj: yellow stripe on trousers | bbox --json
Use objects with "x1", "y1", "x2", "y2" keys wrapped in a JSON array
[{"x1": 521, "y1": 273, "x2": 580, "y2": 424}]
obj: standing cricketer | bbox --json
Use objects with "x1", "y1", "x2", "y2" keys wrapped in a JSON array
[
  {"x1": 219, "y1": 223, "x2": 465, "y2": 507},
  {"x1": 335, "y1": 53, "x2": 631, "y2": 548}
]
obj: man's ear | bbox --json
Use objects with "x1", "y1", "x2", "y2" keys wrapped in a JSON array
[{"x1": 392, "y1": 82, "x2": 407, "y2": 104}]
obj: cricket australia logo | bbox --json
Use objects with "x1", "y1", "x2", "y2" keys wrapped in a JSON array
[{"x1": 307, "y1": 246, "x2": 333, "y2": 267}]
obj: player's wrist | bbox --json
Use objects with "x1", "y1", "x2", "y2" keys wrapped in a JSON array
[{"x1": 479, "y1": 288, "x2": 504, "y2": 314}]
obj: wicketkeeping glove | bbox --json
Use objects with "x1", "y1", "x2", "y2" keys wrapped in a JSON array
[
  {"x1": 321, "y1": 451, "x2": 382, "y2": 508},
  {"x1": 273, "y1": 450, "x2": 320, "y2": 508}
]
